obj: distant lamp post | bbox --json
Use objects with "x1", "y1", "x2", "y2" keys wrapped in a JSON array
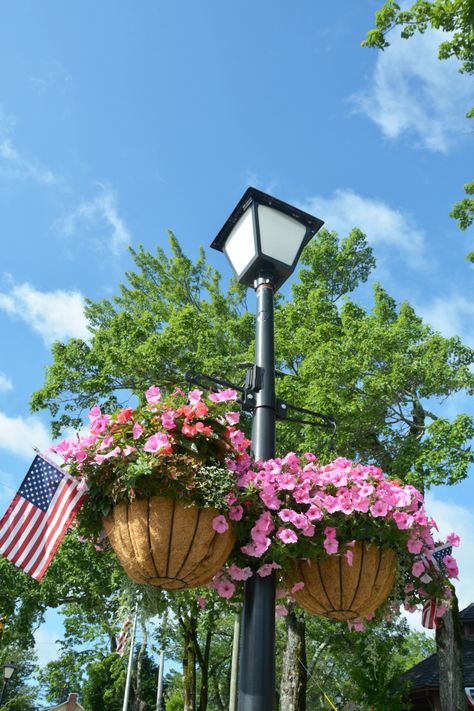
[
  {"x1": 211, "y1": 187, "x2": 324, "y2": 711},
  {"x1": 0, "y1": 662, "x2": 15, "y2": 706}
]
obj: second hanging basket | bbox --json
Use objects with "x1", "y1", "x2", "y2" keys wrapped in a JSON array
[{"x1": 289, "y1": 541, "x2": 397, "y2": 620}]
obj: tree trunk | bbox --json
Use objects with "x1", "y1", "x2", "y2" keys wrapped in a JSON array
[
  {"x1": 279, "y1": 606, "x2": 307, "y2": 711},
  {"x1": 436, "y1": 590, "x2": 465, "y2": 711},
  {"x1": 183, "y1": 628, "x2": 196, "y2": 711},
  {"x1": 197, "y1": 628, "x2": 212, "y2": 711},
  {"x1": 133, "y1": 628, "x2": 148, "y2": 710}
]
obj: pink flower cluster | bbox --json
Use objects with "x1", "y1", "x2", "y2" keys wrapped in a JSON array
[
  {"x1": 211, "y1": 454, "x2": 459, "y2": 626},
  {"x1": 49, "y1": 385, "x2": 249, "y2": 470}
]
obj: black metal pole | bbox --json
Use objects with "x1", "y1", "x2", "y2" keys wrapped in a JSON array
[
  {"x1": 238, "y1": 274, "x2": 276, "y2": 711},
  {"x1": 0, "y1": 681, "x2": 7, "y2": 707}
]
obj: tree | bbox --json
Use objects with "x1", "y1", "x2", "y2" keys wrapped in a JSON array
[
  {"x1": 363, "y1": 0, "x2": 474, "y2": 259},
  {"x1": 0, "y1": 648, "x2": 38, "y2": 711},
  {"x1": 31, "y1": 231, "x2": 474, "y2": 709}
]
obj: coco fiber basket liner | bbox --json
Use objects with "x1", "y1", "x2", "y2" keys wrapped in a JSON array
[
  {"x1": 103, "y1": 496, "x2": 235, "y2": 589},
  {"x1": 290, "y1": 541, "x2": 397, "y2": 620}
]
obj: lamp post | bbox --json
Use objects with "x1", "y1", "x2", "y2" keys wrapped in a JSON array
[
  {"x1": 0, "y1": 662, "x2": 15, "y2": 706},
  {"x1": 211, "y1": 187, "x2": 323, "y2": 711}
]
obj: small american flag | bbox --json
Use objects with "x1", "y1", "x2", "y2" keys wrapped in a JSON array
[
  {"x1": 0, "y1": 455, "x2": 87, "y2": 581},
  {"x1": 431, "y1": 543, "x2": 452, "y2": 572},
  {"x1": 421, "y1": 600, "x2": 437, "y2": 629},
  {"x1": 116, "y1": 616, "x2": 133, "y2": 657}
]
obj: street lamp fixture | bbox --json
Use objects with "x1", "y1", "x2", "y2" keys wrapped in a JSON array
[
  {"x1": 0, "y1": 662, "x2": 15, "y2": 706},
  {"x1": 2, "y1": 665, "x2": 14, "y2": 683},
  {"x1": 211, "y1": 187, "x2": 324, "y2": 711},
  {"x1": 211, "y1": 187, "x2": 324, "y2": 291}
]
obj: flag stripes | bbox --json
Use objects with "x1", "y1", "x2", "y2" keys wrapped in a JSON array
[
  {"x1": 421, "y1": 600, "x2": 437, "y2": 629},
  {"x1": 116, "y1": 616, "x2": 133, "y2": 657},
  {"x1": 0, "y1": 455, "x2": 87, "y2": 580}
]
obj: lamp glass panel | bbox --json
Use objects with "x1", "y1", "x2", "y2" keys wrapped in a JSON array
[
  {"x1": 223, "y1": 208, "x2": 256, "y2": 276},
  {"x1": 258, "y1": 204, "x2": 306, "y2": 266},
  {"x1": 3, "y1": 664, "x2": 14, "y2": 680}
]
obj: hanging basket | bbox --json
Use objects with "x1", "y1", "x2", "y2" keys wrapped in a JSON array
[
  {"x1": 290, "y1": 541, "x2": 397, "y2": 620},
  {"x1": 103, "y1": 496, "x2": 235, "y2": 589}
]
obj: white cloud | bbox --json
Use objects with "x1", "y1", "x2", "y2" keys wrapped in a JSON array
[
  {"x1": 0, "y1": 139, "x2": 58, "y2": 185},
  {"x1": 0, "y1": 411, "x2": 51, "y2": 459},
  {"x1": 0, "y1": 278, "x2": 89, "y2": 346},
  {"x1": 352, "y1": 30, "x2": 472, "y2": 153},
  {"x1": 300, "y1": 189, "x2": 426, "y2": 263},
  {"x1": 0, "y1": 104, "x2": 58, "y2": 185},
  {"x1": 0, "y1": 372, "x2": 13, "y2": 392},
  {"x1": 58, "y1": 184, "x2": 132, "y2": 256},
  {"x1": 416, "y1": 294, "x2": 474, "y2": 346}
]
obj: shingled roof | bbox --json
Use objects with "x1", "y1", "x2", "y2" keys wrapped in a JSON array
[{"x1": 402, "y1": 605, "x2": 474, "y2": 691}]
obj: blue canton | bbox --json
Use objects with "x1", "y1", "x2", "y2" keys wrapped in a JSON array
[
  {"x1": 432, "y1": 545, "x2": 452, "y2": 571},
  {"x1": 17, "y1": 456, "x2": 64, "y2": 512}
]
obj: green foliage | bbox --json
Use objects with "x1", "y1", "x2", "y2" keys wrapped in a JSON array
[
  {"x1": 81, "y1": 652, "x2": 127, "y2": 711},
  {"x1": 363, "y1": 0, "x2": 474, "y2": 75},
  {"x1": 303, "y1": 614, "x2": 435, "y2": 709},
  {"x1": 31, "y1": 234, "x2": 254, "y2": 437},
  {"x1": 0, "y1": 648, "x2": 38, "y2": 711},
  {"x1": 450, "y1": 179, "x2": 474, "y2": 237}
]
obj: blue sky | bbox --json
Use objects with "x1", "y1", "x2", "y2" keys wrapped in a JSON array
[{"x1": 0, "y1": 0, "x2": 473, "y2": 662}]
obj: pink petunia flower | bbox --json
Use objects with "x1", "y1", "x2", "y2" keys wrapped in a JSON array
[
  {"x1": 443, "y1": 554, "x2": 459, "y2": 578},
  {"x1": 291, "y1": 582, "x2": 305, "y2": 593},
  {"x1": 224, "y1": 491, "x2": 237, "y2": 506},
  {"x1": 275, "y1": 604, "x2": 288, "y2": 617},
  {"x1": 228, "y1": 564, "x2": 253, "y2": 581},
  {"x1": 216, "y1": 579, "x2": 236, "y2": 599},
  {"x1": 447, "y1": 532, "x2": 461, "y2": 547},
  {"x1": 144, "y1": 432, "x2": 170, "y2": 453},
  {"x1": 188, "y1": 389, "x2": 203, "y2": 405},
  {"x1": 412, "y1": 560, "x2": 426, "y2": 577},
  {"x1": 226, "y1": 411, "x2": 240, "y2": 425},
  {"x1": 161, "y1": 411, "x2": 176, "y2": 429},
  {"x1": 324, "y1": 537, "x2": 339, "y2": 555},
  {"x1": 407, "y1": 537, "x2": 424, "y2": 554},
  {"x1": 145, "y1": 385, "x2": 161, "y2": 405},
  {"x1": 132, "y1": 422, "x2": 144, "y2": 440},
  {"x1": 208, "y1": 388, "x2": 238, "y2": 403},
  {"x1": 212, "y1": 515, "x2": 229, "y2": 534},
  {"x1": 229, "y1": 505, "x2": 244, "y2": 521},
  {"x1": 277, "y1": 528, "x2": 298, "y2": 544},
  {"x1": 370, "y1": 500, "x2": 389, "y2": 518}
]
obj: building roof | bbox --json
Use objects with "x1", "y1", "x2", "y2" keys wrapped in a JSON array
[
  {"x1": 402, "y1": 605, "x2": 474, "y2": 692},
  {"x1": 460, "y1": 604, "x2": 474, "y2": 622}
]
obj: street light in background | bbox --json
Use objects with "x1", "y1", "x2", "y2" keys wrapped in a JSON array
[
  {"x1": 211, "y1": 187, "x2": 324, "y2": 711},
  {"x1": 0, "y1": 662, "x2": 15, "y2": 707}
]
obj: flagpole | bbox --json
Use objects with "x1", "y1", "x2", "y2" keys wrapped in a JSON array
[
  {"x1": 156, "y1": 649, "x2": 165, "y2": 711},
  {"x1": 122, "y1": 598, "x2": 139, "y2": 711}
]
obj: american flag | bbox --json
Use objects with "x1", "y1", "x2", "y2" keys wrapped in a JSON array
[
  {"x1": 421, "y1": 600, "x2": 437, "y2": 629},
  {"x1": 0, "y1": 455, "x2": 87, "y2": 581},
  {"x1": 116, "y1": 616, "x2": 133, "y2": 657},
  {"x1": 431, "y1": 543, "x2": 452, "y2": 571}
]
